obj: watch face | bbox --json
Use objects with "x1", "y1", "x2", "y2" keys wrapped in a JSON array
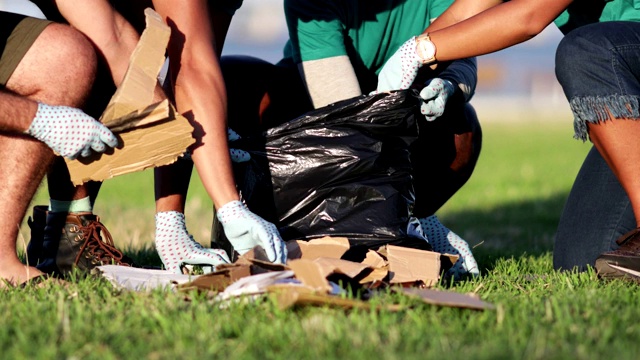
[{"x1": 418, "y1": 39, "x2": 436, "y2": 62}]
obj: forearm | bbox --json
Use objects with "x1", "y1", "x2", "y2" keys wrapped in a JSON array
[
  {"x1": 154, "y1": 0, "x2": 239, "y2": 209},
  {"x1": 0, "y1": 91, "x2": 37, "y2": 133},
  {"x1": 428, "y1": 0, "x2": 502, "y2": 32},
  {"x1": 299, "y1": 56, "x2": 361, "y2": 109},
  {"x1": 425, "y1": 0, "x2": 571, "y2": 61},
  {"x1": 174, "y1": 64, "x2": 239, "y2": 208}
]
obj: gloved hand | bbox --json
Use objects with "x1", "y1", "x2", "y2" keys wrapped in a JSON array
[
  {"x1": 26, "y1": 103, "x2": 118, "y2": 160},
  {"x1": 155, "y1": 211, "x2": 231, "y2": 274},
  {"x1": 376, "y1": 36, "x2": 423, "y2": 92},
  {"x1": 419, "y1": 215, "x2": 480, "y2": 280},
  {"x1": 227, "y1": 128, "x2": 250, "y2": 163},
  {"x1": 419, "y1": 78, "x2": 455, "y2": 121},
  {"x1": 216, "y1": 200, "x2": 287, "y2": 264}
]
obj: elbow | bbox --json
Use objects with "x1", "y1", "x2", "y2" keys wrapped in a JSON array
[{"x1": 518, "y1": 11, "x2": 554, "y2": 39}]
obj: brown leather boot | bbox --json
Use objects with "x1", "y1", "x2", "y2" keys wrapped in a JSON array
[
  {"x1": 55, "y1": 212, "x2": 135, "y2": 275},
  {"x1": 27, "y1": 207, "x2": 135, "y2": 276},
  {"x1": 595, "y1": 228, "x2": 640, "y2": 283}
]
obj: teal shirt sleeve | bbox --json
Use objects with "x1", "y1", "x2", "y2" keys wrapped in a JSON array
[
  {"x1": 284, "y1": 0, "x2": 347, "y2": 63},
  {"x1": 428, "y1": 0, "x2": 454, "y2": 21}
]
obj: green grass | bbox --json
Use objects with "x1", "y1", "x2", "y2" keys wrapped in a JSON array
[{"x1": 9, "y1": 120, "x2": 640, "y2": 360}]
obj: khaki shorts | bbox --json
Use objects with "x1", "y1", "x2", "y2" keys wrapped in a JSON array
[{"x1": 0, "y1": 11, "x2": 51, "y2": 87}]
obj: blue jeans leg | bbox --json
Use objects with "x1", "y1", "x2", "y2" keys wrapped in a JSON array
[{"x1": 553, "y1": 146, "x2": 636, "y2": 271}]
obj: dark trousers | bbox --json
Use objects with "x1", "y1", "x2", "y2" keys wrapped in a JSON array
[{"x1": 553, "y1": 146, "x2": 635, "y2": 271}]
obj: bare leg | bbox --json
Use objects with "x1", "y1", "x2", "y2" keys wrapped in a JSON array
[
  {"x1": 588, "y1": 119, "x2": 640, "y2": 227},
  {"x1": 0, "y1": 22, "x2": 96, "y2": 285},
  {"x1": 0, "y1": 134, "x2": 53, "y2": 285}
]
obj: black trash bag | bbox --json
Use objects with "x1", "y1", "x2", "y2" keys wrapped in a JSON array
[{"x1": 217, "y1": 90, "x2": 422, "y2": 251}]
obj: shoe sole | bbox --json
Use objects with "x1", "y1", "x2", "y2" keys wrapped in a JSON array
[{"x1": 595, "y1": 258, "x2": 640, "y2": 283}]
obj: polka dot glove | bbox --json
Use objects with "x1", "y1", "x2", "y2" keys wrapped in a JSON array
[
  {"x1": 419, "y1": 78, "x2": 454, "y2": 121},
  {"x1": 216, "y1": 200, "x2": 287, "y2": 264},
  {"x1": 26, "y1": 103, "x2": 118, "y2": 160},
  {"x1": 228, "y1": 128, "x2": 250, "y2": 163},
  {"x1": 155, "y1": 211, "x2": 231, "y2": 274},
  {"x1": 419, "y1": 215, "x2": 480, "y2": 280},
  {"x1": 376, "y1": 36, "x2": 423, "y2": 92}
]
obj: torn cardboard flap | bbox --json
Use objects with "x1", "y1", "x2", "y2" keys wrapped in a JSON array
[
  {"x1": 287, "y1": 259, "x2": 333, "y2": 293},
  {"x1": 177, "y1": 264, "x2": 252, "y2": 293},
  {"x1": 66, "y1": 8, "x2": 195, "y2": 185},
  {"x1": 106, "y1": 99, "x2": 171, "y2": 133},
  {"x1": 400, "y1": 288, "x2": 496, "y2": 311},
  {"x1": 288, "y1": 237, "x2": 351, "y2": 260},
  {"x1": 378, "y1": 245, "x2": 441, "y2": 286},
  {"x1": 100, "y1": 8, "x2": 170, "y2": 123}
]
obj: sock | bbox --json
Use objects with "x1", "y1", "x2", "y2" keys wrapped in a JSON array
[
  {"x1": 155, "y1": 211, "x2": 230, "y2": 273},
  {"x1": 419, "y1": 215, "x2": 480, "y2": 279},
  {"x1": 49, "y1": 196, "x2": 92, "y2": 213}
]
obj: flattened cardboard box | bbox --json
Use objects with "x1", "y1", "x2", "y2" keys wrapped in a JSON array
[
  {"x1": 177, "y1": 237, "x2": 491, "y2": 311},
  {"x1": 66, "y1": 8, "x2": 195, "y2": 185}
]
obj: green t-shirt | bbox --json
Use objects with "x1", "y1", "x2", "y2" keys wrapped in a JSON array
[
  {"x1": 283, "y1": 0, "x2": 451, "y2": 75},
  {"x1": 554, "y1": 0, "x2": 640, "y2": 34}
]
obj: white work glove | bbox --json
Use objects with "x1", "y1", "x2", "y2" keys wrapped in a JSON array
[
  {"x1": 419, "y1": 78, "x2": 455, "y2": 121},
  {"x1": 217, "y1": 200, "x2": 287, "y2": 264},
  {"x1": 227, "y1": 128, "x2": 250, "y2": 163},
  {"x1": 26, "y1": 103, "x2": 118, "y2": 160},
  {"x1": 155, "y1": 211, "x2": 231, "y2": 274},
  {"x1": 376, "y1": 36, "x2": 423, "y2": 92},
  {"x1": 419, "y1": 215, "x2": 479, "y2": 280}
]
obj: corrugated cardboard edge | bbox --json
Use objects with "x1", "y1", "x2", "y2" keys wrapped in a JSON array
[{"x1": 66, "y1": 8, "x2": 194, "y2": 185}]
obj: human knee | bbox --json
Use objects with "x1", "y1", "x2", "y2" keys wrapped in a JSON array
[
  {"x1": 9, "y1": 23, "x2": 97, "y2": 105},
  {"x1": 555, "y1": 23, "x2": 621, "y2": 85},
  {"x1": 451, "y1": 104, "x2": 482, "y2": 173},
  {"x1": 41, "y1": 23, "x2": 97, "y2": 100}
]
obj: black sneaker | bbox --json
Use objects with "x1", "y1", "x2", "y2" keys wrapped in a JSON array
[{"x1": 595, "y1": 228, "x2": 640, "y2": 283}]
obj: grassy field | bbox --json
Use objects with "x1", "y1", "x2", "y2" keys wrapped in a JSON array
[{"x1": 7, "y1": 119, "x2": 640, "y2": 359}]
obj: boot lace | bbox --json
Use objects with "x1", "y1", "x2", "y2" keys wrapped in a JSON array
[{"x1": 74, "y1": 219, "x2": 132, "y2": 267}]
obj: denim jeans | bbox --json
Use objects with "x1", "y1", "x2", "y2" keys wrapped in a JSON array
[
  {"x1": 555, "y1": 21, "x2": 640, "y2": 141},
  {"x1": 553, "y1": 146, "x2": 636, "y2": 271},
  {"x1": 553, "y1": 21, "x2": 640, "y2": 271}
]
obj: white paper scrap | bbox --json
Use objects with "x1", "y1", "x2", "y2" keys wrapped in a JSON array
[{"x1": 97, "y1": 265, "x2": 197, "y2": 292}]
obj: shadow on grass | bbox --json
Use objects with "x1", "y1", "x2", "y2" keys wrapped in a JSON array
[
  {"x1": 439, "y1": 192, "x2": 569, "y2": 273},
  {"x1": 117, "y1": 191, "x2": 570, "y2": 275}
]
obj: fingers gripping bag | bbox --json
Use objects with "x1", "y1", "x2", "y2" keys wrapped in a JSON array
[{"x1": 216, "y1": 90, "x2": 422, "y2": 252}]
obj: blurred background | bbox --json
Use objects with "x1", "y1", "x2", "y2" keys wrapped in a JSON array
[{"x1": 223, "y1": 0, "x2": 572, "y2": 122}]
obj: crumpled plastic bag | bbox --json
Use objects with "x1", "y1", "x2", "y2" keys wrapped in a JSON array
[{"x1": 221, "y1": 90, "x2": 422, "y2": 249}]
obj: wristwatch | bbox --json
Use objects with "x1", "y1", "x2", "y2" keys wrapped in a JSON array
[{"x1": 416, "y1": 33, "x2": 437, "y2": 65}]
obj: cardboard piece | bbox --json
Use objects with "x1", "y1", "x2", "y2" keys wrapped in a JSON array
[
  {"x1": 66, "y1": 8, "x2": 195, "y2": 185},
  {"x1": 287, "y1": 259, "x2": 333, "y2": 293},
  {"x1": 269, "y1": 286, "x2": 404, "y2": 312},
  {"x1": 170, "y1": 237, "x2": 494, "y2": 311},
  {"x1": 400, "y1": 288, "x2": 496, "y2": 311},
  {"x1": 378, "y1": 245, "x2": 442, "y2": 286},
  {"x1": 294, "y1": 237, "x2": 351, "y2": 259},
  {"x1": 177, "y1": 264, "x2": 252, "y2": 293}
]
